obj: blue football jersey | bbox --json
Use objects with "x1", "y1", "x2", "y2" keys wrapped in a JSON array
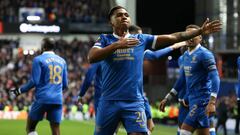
[
  {"x1": 176, "y1": 56, "x2": 188, "y2": 101},
  {"x1": 23, "y1": 52, "x2": 68, "y2": 104},
  {"x1": 181, "y1": 45, "x2": 218, "y2": 105},
  {"x1": 237, "y1": 56, "x2": 240, "y2": 100},
  {"x1": 93, "y1": 33, "x2": 156, "y2": 100}
]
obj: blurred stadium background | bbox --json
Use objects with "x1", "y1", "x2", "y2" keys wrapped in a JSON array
[{"x1": 0, "y1": 0, "x2": 239, "y2": 135}]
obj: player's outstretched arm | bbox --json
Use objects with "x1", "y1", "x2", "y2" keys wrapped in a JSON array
[
  {"x1": 144, "y1": 41, "x2": 186, "y2": 60},
  {"x1": 169, "y1": 41, "x2": 187, "y2": 50},
  {"x1": 144, "y1": 47, "x2": 172, "y2": 60},
  {"x1": 9, "y1": 79, "x2": 35, "y2": 97},
  {"x1": 154, "y1": 18, "x2": 222, "y2": 49}
]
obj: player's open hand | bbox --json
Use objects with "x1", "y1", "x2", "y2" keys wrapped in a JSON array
[
  {"x1": 201, "y1": 18, "x2": 222, "y2": 35},
  {"x1": 159, "y1": 98, "x2": 167, "y2": 112},
  {"x1": 116, "y1": 38, "x2": 139, "y2": 49}
]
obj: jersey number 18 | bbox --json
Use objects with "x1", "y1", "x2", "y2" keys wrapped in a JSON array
[{"x1": 48, "y1": 65, "x2": 62, "y2": 84}]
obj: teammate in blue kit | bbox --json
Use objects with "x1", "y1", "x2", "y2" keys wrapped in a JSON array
[
  {"x1": 78, "y1": 62, "x2": 102, "y2": 114},
  {"x1": 160, "y1": 49, "x2": 217, "y2": 135},
  {"x1": 10, "y1": 38, "x2": 68, "y2": 135},
  {"x1": 88, "y1": 5, "x2": 221, "y2": 135},
  {"x1": 159, "y1": 53, "x2": 189, "y2": 135},
  {"x1": 166, "y1": 25, "x2": 220, "y2": 135}
]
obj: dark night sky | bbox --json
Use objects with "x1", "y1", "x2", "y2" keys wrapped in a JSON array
[
  {"x1": 137, "y1": 0, "x2": 195, "y2": 35},
  {"x1": 137, "y1": 0, "x2": 195, "y2": 58}
]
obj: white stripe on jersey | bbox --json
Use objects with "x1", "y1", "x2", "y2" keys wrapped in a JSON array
[{"x1": 151, "y1": 36, "x2": 157, "y2": 49}]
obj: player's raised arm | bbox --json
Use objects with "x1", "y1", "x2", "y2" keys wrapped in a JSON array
[{"x1": 154, "y1": 18, "x2": 222, "y2": 49}]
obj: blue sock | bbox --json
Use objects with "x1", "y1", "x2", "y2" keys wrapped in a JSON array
[
  {"x1": 177, "y1": 127, "x2": 180, "y2": 135},
  {"x1": 209, "y1": 128, "x2": 216, "y2": 135}
]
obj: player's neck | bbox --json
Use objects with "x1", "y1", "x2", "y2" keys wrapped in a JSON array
[
  {"x1": 113, "y1": 29, "x2": 129, "y2": 38},
  {"x1": 188, "y1": 44, "x2": 201, "y2": 54},
  {"x1": 188, "y1": 46, "x2": 196, "y2": 52}
]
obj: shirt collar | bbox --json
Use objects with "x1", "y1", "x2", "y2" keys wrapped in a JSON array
[
  {"x1": 188, "y1": 44, "x2": 201, "y2": 55},
  {"x1": 43, "y1": 51, "x2": 55, "y2": 54},
  {"x1": 113, "y1": 33, "x2": 130, "y2": 39}
]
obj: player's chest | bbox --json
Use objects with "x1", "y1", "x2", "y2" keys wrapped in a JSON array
[
  {"x1": 183, "y1": 55, "x2": 202, "y2": 73},
  {"x1": 110, "y1": 45, "x2": 145, "y2": 62}
]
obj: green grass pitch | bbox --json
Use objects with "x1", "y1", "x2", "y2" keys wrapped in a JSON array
[{"x1": 0, "y1": 120, "x2": 177, "y2": 135}]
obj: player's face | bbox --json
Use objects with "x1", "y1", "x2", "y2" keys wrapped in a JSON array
[
  {"x1": 110, "y1": 8, "x2": 131, "y2": 29},
  {"x1": 186, "y1": 28, "x2": 202, "y2": 47}
]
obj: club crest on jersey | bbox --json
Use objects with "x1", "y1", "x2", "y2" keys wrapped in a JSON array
[{"x1": 191, "y1": 56, "x2": 197, "y2": 63}]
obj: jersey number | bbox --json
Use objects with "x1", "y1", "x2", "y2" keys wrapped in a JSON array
[
  {"x1": 135, "y1": 111, "x2": 146, "y2": 127},
  {"x1": 48, "y1": 65, "x2": 62, "y2": 84}
]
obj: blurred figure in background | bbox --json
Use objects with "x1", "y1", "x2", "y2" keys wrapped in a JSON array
[{"x1": 216, "y1": 97, "x2": 229, "y2": 135}]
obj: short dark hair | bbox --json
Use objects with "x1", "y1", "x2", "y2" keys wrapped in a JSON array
[
  {"x1": 129, "y1": 25, "x2": 142, "y2": 34},
  {"x1": 108, "y1": 6, "x2": 127, "y2": 21},
  {"x1": 186, "y1": 24, "x2": 200, "y2": 30},
  {"x1": 42, "y1": 37, "x2": 55, "y2": 51}
]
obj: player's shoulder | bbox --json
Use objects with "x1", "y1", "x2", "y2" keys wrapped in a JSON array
[
  {"x1": 135, "y1": 33, "x2": 152, "y2": 39},
  {"x1": 33, "y1": 54, "x2": 42, "y2": 62},
  {"x1": 55, "y1": 54, "x2": 67, "y2": 64},
  {"x1": 182, "y1": 51, "x2": 188, "y2": 57},
  {"x1": 178, "y1": 55, "x2": 184, "y2": 61},
  {"x1": 98, "y1": 34, "x2": 112, "y2": 40},
  {"x1": 199, "y1": 46, "x2": 214, "y2": 57},
  {"x1": 95, "y1": 34, "x2": 114, "y2": 45},
  {"x1": 178, "y1": 55, "x2": 184, "y2": 60},
  {"x1": 91, "y1": 62, "x2": 101, "y2": 69}
]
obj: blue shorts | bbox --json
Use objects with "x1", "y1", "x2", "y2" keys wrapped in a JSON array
[
  {"x1": 178, "y1": 104, "x2": 189, "y2": 124},
  {"x1": 183, "y1": 104, "x2": 209, "y2": 129},
  {"x1": 29, "y1": 102, "x2": 62, "y2": 123},
  {"x1": 95, "y1": 100, "x2": 147, "y2": 135},
  {"x1": 144, "y1": 100, "x2": 152, "y2": 119}
]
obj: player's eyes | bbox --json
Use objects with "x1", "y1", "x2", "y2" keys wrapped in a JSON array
[
  {"x1": 116, "y1": 13, "x2": 129, "y2": 18},
  {"x1": 124, "y1": 13, "x2": 129, "y2": 17}
]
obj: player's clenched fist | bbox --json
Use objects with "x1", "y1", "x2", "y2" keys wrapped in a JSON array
[{"x1": 9, "y1": 87, "x2": 21, "y2": 97}]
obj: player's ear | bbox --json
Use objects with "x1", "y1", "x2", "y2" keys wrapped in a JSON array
[{"x1": 109, "y1": 20, "x2": 113, "y2": 26}]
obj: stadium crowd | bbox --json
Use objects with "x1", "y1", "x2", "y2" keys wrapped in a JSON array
[{"x1": 0, "y1": 0, "x2": 110, "y2": 23}]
